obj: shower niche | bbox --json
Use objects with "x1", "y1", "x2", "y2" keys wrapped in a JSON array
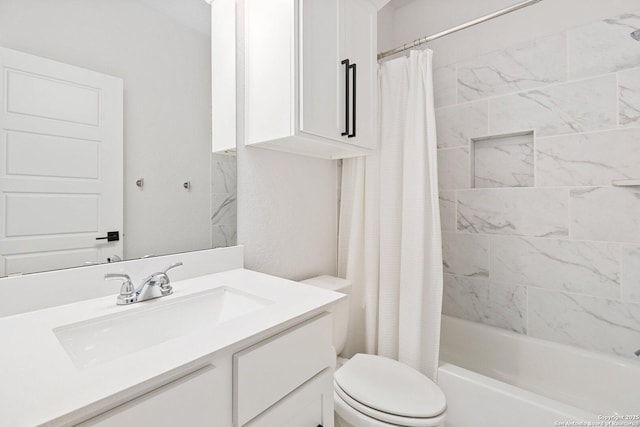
[{"x1": 471, "y1": 131, "x2": 534, "y2": 188}]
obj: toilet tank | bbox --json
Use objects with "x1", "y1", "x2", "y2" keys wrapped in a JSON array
[{"x1": 301, "y1": 275, "x2": 351, "y2": 356}]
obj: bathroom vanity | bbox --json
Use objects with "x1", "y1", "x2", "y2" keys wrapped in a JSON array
[{"x1": 0, "y1": 250, "x2": 343, "y2": 426}]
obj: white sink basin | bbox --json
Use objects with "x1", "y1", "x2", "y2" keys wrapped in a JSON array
[{"x1": 54, "y1": 287, "x2": 272, "y2": 369}]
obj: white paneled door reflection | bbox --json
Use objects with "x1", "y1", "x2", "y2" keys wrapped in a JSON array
[{"x1": 0, "y1": 47, "x2": 123, "y2": 276}]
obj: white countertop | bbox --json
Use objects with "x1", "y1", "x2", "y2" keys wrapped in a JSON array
[{"x1": 0, "y1": 268, "x2": 343, "y2": 426}]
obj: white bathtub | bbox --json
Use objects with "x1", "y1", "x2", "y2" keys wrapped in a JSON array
[{"x1": 438, "y1": 315, "x2": 640, "y2": 427}]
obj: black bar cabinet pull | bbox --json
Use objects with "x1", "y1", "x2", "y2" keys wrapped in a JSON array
[
  {"x1": 341, "y1": 59, "x2": 350, "y2": 136},
  {"x1": 349, "y1": 63, "x2": 356, "y2": 138}
]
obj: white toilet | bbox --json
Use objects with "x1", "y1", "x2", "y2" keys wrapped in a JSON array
[{"x1": 302, "y1": 275, "x2": 447, "y2": 427}]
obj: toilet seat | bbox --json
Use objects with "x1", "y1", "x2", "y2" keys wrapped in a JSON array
[
  {"x1": 335, "y1": 382, "x2": 446, "y2": 427},
  {"x1": 334, "y1": 354, "x2": 446, "y2": 427}
]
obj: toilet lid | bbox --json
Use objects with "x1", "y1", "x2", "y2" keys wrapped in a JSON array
[{"x1": 334, "y1": 354, "x2": 446, "y2": 418}]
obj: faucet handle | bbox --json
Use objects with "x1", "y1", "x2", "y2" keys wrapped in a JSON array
[
  {"x1": 105, "y1": 272, "x2": 131, "y2": 281},
  {"x1": 105, "y1": 273, "x2": 136, "y2": 304},
  {"x1": 157, "y1": 262, "x2": 182, "y2": 295},
  {"x1": 162, "y1": 262, "x2": 183, "y2": 275}
]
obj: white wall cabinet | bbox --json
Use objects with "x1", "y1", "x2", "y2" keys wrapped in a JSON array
[
  {"x1": 241, "y1": 0, "x2": 383, "y2": 159},
  {"x1": 76, "y1": 313, "x2": 333, "y2": 427}
]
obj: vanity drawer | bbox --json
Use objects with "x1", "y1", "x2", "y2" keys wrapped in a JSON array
[
  {"x1": 78, "y1": 364, "x2": 222, "y2": 427},
  {"x1": 233, "y1": 313, "x2": 333, "y2": 426},
  {"x1": 245, "y1": 368, "x2": 334, "y2": 427}
]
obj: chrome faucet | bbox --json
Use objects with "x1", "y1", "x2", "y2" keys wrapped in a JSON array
[{"x1": 105, "y1": 262, "x2": 183, "y2": 305}]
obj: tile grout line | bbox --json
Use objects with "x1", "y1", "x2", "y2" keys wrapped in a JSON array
[{"x1": 442, "y1": 228, "x2": 640, "y2": 248}]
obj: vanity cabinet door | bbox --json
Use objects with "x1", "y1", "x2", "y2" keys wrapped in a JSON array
[
  {"x1": 77, "y1": 365, "x2": 224, "y2": 427},
  {"x1": 233, "y1": 313, "x2": 333, "y2": 426},
  {"x1": 245, "y1": 369, "x2": 334, "y2": 427}
]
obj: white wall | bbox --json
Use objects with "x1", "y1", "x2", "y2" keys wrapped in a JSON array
[
  {"x1": 383, "y1": 0, "x2": 640, "y2": 67},
  {"x1": 0, "y1": 0, "x2": 212, "y2": 259},
  {"x1": 377, "y1": 4, "x2": 397, "y2": 53},
  {"x1": 237, "y1": 147, "x2": 338, "y2": 280}
]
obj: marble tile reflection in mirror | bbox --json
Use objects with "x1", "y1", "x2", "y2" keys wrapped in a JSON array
[{"x1": 211, "y1": 152, "x2": 237, "y2": 249}]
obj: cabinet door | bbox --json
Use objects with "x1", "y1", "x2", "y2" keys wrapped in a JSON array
[
  {"x1": 77, "y1": 365, "x2": 224, "y2": 427},
  {"x1": 245, "y1": 369, "x2": 334, "y2": 427},
  {"x1": 234, "y1": 314, "x2": 333, "y2": 426},
  {"x1": 341, "y1": 0, "x2": 377, "y2": 148},
  {"x1": 299, "y1": 0, "x2": 342, "y2": 142}
]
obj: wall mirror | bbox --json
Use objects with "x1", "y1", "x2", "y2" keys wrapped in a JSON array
[{"x1": 0, "y1": 0, "x2": 236, "y2": 277}]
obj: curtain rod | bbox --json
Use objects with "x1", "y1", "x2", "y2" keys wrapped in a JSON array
[{"x1": 377, "y1": 0, "x2": 543, "y2": 60}]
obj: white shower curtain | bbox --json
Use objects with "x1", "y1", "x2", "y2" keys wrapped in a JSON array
[{"x1": 338, "y1": 49, "x2": 443, "y2": 380}]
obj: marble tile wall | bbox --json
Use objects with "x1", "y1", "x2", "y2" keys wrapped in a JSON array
[
  {"x1": 435, "y1": 100, "x2": 488, "y2": 148},
  {"x1": 211, "y1": 153, "x2": 237, "y2": 248},
  {"x1": 489, "y1": 75, "x2": 618, "y2": 137},
  {"x1": 457, "y1": 33, "x2": 567, "y2": 102},
  {"x1": 457, "y1": 188, "x2": 569, "y2": 237},
  {"x1": 437, "y1": 147, "x2": 470, "y2": 189},
  {"x1": 435, "y1": 9, "x2": 640, "y2": 360}
]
